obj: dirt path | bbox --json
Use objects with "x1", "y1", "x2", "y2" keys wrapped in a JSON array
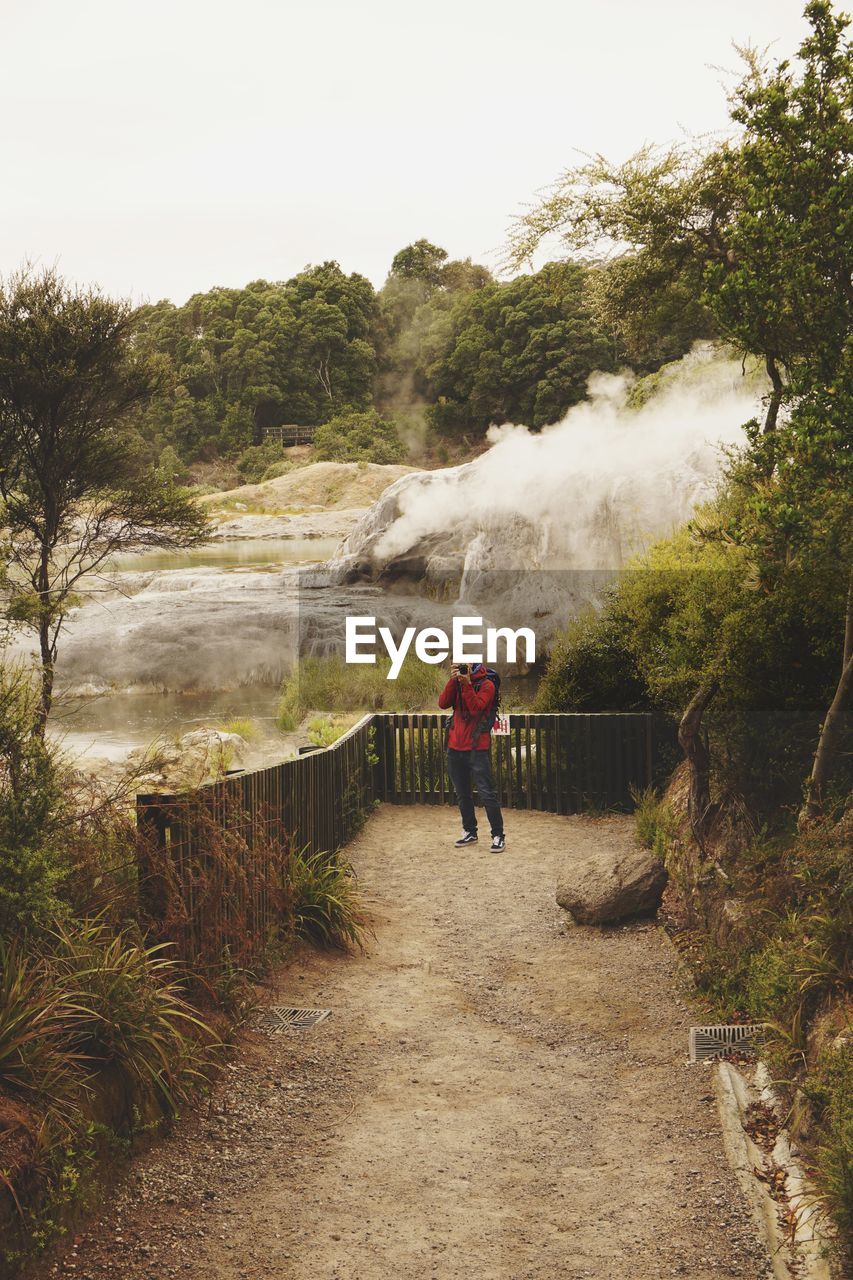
[{"x1": 38, "y1": 806, "x2": 772, "y2": 1280}]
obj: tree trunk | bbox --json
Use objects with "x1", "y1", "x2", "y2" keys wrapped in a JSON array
[
  {"x1": 678, "y1": 678, "x2": 719, "y2": 855},
  {"x1": 34, "y1": 541, "x2": 54, "y2": 737},
  {"x1": 35, "y1": 616, "x2": 54, "y2": 738},
  {"x1": 800, "y1": 571, "x2": 853, "y2": 826},
  {"x1": 763, "y1": 353, "x2": 784, "y2": 433}
]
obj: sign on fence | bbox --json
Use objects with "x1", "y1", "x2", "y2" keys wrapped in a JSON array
[{"x1": 493, "y1": 713, "x2": 511, "y2": 736}]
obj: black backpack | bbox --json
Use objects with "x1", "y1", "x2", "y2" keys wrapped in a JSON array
[{"x1": 444, "y1": 667, "x2": 501, "y2": 749}]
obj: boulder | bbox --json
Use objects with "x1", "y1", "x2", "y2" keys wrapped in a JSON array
[
  {"x1": 556, "y1": 847, "x2": 667, "y2": 925},
  {"x1": 126, "y1": 727, "x2": 248, "y2": 792}
]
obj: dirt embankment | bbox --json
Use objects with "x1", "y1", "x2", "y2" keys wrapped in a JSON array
[
  {"x1": 200, "y1": 460, "x2": 415, "y2": 516},
  {"x1": 30, "y1": 807, "x2": 773, "y2": 1280}
]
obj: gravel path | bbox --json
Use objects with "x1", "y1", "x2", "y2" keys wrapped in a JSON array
[{"x1": 35, "y1": 806, "x2": 772, "y2": 1280}]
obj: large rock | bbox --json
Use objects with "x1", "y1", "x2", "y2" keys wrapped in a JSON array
[
  {"x1": 556, "y1": 847, "x2": 667, "y2": 925},
  {"x1": 128, "y1": 727, "x2": 248, "y2": 792}
]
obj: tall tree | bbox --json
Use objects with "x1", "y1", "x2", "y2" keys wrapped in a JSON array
[
  {"x1": 513, "y1": 1, "x2": 852, "y2": 828},
  {"x1": 509, "y1": 1, "x2": 852, "y2": 433},
  {"x1": 422, "y1": 261, "x2": 614, "y2": 434},
  {"x1": 390, "y1": 239, "x2": 449, "y2": 286},
  {"x1": 0, "y1": 267, "x2": 208, "y2": 730}
]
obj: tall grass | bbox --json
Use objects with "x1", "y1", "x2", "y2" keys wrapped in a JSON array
[
  {"x1": 279, "y1": 654, "x2": 445, "y2": 729},
  {"x1": 290, "y1": 848, "x2": 367, "y2": 951},
  {"x1": 219, "y1": 716, "x2": 257, "y2": 741},
  {"x1": 0, "y1": 940, "x2": 81, "y2": 1113},
  {"x1": 306, "y1": 714, "x2": 358, "y2": 748},
  {"x1": 136, "y1": 795, "x2": 293, "y2": 979},
  {"x1": 49, "y1": 919, "x2": 216, "y2": 1112}
]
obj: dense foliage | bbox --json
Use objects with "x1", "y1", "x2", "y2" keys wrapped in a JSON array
[
  {"x1": 312, "y1": 409, "x2": 405, "y2": 463},
  {"x1": 135, "y1": 263, "x2": 377, "y2": 459},
  {"x1": 536, "y1": 520, "x2": 849, "y2": 815},
  {"x1": 421, "y1": 262, "x2": 616, "y2": 434},
  {"x1": 533, "y1": 1, "x2": 852, "y2": 825},
  {"x1": 132, "y1": 246, "x2": 680, "y2": 462}
]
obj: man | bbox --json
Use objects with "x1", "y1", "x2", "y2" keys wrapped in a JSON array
[{"x1": 439, "y1": 660, "x2": 506, "y2": 851}]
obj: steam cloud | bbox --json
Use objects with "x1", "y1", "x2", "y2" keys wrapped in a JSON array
[{"x1": 360, "y1": 344, "x2": 765, "y2": 574}]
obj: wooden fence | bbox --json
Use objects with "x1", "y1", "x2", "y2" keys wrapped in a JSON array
[
  {"x1": 136, "y1": 712, "x2": 662, "y2": 965},
  {"x1": 138, "y1": 711, "x2": 658, "y2": 858},
  {"x1": 261, "y1": 423, "x2": 318, "y2": 446},
  {"x1": 135, "y1": 714, "x2": 377, "y2": 964},
  {"x1": 373, "y1": 712, "x2": 654, "y2": 813}
]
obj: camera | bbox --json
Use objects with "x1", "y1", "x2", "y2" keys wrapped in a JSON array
[{"x1": 457, "y1": 663, "x2": 469, "y2": 675}]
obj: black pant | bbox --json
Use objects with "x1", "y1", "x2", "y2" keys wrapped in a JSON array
[{"x1": 446, "y1": 748, "x2": 504, "y2": 838}]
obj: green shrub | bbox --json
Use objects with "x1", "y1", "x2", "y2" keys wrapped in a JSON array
[
  {"x1": 537, "y1": 516, "x2": 849, "y2": 817},
  {"x1": 236, "y1": 439, "x2": 288, "y2": 484},
  {"x1": 0, "y1": 939, "x2": 80, "y2": 1112},
  {"x1": 535, "y1": 604, "x2": 650, "y2": 713},
  {"x1": 278, "y1": 654, "x2": 445, "y2": 728},
  {"x1": 631, "y1": 785, "x2": 676, "y2": 859},
  {"x1": 313, "y1": 410, "x2": 405, "y2": 464},
  {"x1": 260, "y1": 460, "x2": 293, "y2": 481},
  {"x1": 306, "y1": 714, "x2": 358, "y2": 748},
  {"x1": 0, "y1": 666, "x2": 70, "y2": 938},
  {"x1": 744, "y1": 939, "x2": 803, "y2": 1024},
  {"x1": 290, "y1": 849, "x2": 366, "y2": 951},
  {"x1": 155, "y1": 445, "x2": 189, "y2": 485},
  {"x1": 49, "y1": 919, "x2": 215, "y2": 1113}
]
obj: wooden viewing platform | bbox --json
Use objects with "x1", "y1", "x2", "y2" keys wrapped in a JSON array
[{"x1": 261, "y1": 423, "x2": 318, "y2": 446}]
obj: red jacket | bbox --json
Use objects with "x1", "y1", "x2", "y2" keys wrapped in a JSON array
[{"x1": 439, "y1": 671, "x2": 496, "y2": 750}]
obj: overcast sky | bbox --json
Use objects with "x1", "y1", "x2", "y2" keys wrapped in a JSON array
[{"x1": 1, "y1": 0, "x2": 811, "y2": 305}]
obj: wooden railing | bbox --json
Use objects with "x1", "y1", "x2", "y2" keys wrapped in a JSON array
[
  {"x1": 135, "y1": 715, "x2": 377, "y2": 964},
  {"x1": 135, "y1": 712, "x2": 662, "y2": 965},
  {"x1": 261, "y1": 423, "x2": 318, "y2": 446},
  {"x1": 373, "y1": 712, "x2": 655, "y2": 813},
  {"x1": 137, "y1": 712, "x2": 376, "y2": 863},
  {"x1": 138, "y1": 711, "x2": 659, "y2": 856}
]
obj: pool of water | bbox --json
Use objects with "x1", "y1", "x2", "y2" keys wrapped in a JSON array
[
  {"x1": 52, "y1": 685, "x2": 287, "y2": 763},
  {"x1": 56, "y1": 536, "x2": 341, "y2": 763},
  {"x1": 109, "y1": 537, "x2": 341, "y2": 573}
]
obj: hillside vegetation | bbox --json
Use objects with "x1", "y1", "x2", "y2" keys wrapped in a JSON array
[
  {"x1": 128, "y1": 245, "x2": 711, "y2": 475},
  {"x1": 531, "y1": 2, "x2": 852, "y2": 1259}
]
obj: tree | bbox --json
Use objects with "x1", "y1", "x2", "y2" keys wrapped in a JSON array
[
  {"x1": 726, "y1": 377, "x2": 853, "y2": 823},
  {"x1": 515, "y1": 2, "x2": 852, "y2": 826},
  {"x1": 509, "y1": 1, "x2": 852, "y2": 433},
  {"x1": 423, "y1": 261, "x2": 614, "y2": 434},
  {"x1": 802, "y1": 569, "x2": 853, "y2": 823},
  {"x1": 373, "y1": 245, "x2": 494, "y2": 417},
  {"x1": 0, "y1": 663, "x2": 68, "y2": 934},
  {"x1": 390, "y1": 240, "x2": 449, "y2": 286},
  {"x1": 0, "y1": 267, "x2": 209, "y2": 731},
  {"x1": 135, "y1": 266, "x2": 378, "y2": 460}
]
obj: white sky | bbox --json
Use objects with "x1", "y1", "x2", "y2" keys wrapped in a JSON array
[{"x1": 1, "y1": 0, "x2": 810, "y2": 304}]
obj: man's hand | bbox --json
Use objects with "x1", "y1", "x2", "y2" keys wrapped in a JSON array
[{"x1": 451, "y1": 663, "x2": 470, "y2": 684}]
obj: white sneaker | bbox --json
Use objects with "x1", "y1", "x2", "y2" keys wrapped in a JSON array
[{"x1": 455, "y1": 831, "x2": 478, "y2": 847}]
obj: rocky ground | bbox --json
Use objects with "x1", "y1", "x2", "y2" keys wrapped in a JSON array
[{"x1": 31, "y1": 806, "x2": 773, "y2": 1280}]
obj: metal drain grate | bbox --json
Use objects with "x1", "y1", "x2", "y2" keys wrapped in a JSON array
[
  {"x1": 689, "y1": 1023, "x2": 762, "y2": 1063},
  {"x1": 260, "y1": 1007, "x2": 332, "y2": 1033}
]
